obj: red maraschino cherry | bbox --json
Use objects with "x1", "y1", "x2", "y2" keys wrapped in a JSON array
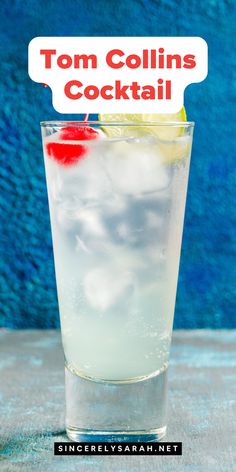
[{"x1": 46, "y1": 123, "x2": 100, "y2": 166}]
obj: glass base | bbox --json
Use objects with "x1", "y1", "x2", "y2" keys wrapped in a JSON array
[
  {"x1": 65, "y1": 364, "x2": 168, "y2": 442},
  {"x1": 66, "y1": 427, "x2": 167, "y2": 443}
]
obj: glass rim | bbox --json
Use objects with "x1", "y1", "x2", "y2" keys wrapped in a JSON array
[{"x1": 40, "y1": 120, "x2": 195, "y2": 128}]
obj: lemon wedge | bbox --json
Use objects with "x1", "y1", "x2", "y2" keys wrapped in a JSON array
[
  {"x1": 99, "y1": 107, "x2": 186, "y2": 138},
  {"x1": 98, "y1": 107, "x2": 191, "y2": 162},
  {"x1": 99, "y1": 107, "x2": 186, "y2": 122}
]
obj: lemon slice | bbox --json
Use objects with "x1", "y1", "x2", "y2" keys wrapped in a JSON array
[
  {"x1": 98, "y1": 107, "x2": 191, "y2": 162},
  {"x1": 99, "y1": 107, "x2": 186, "y2": 139},
  {"x1": 99, "y1": 108, "x2": 186, "y2": 123}
]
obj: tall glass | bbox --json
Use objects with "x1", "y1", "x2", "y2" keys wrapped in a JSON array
[{"x1": 41, "y1": 120, "x2": 194, "y2": 442}]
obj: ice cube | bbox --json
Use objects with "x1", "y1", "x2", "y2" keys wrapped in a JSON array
[
  {"x1": 50, "y1": 171, "x2": 63, "y2": 203},
  {"x1": 74, "y1": 153, "x2": 111, "y2": 201},
  {"x1": 116, "y1": 223, "x2": 130, "y2": 239},
  {"x1": 84, "y1": 266, "x2": 135, "y2": 311},
  {"x1": 105, "y1": 141, "x2": 170, "y2": 196},
  {"x1": 48, "y1": 143, "x2": 112, "y2": 206},
  {"x1": 76, "y1": 208, "x2": 107, "y2": 237},
  {"x1": 75, "y1": 235, "x2": 91, "y2": 254},
  {"x1": 146, "y1": 211, "x2": 162, "y2": 228},
  {"x1": 105, "y1": 195, "x2": 127, "y2": 214},
  {"x1": 56, "y1": 206, "x2": 75, "y2": 231}
]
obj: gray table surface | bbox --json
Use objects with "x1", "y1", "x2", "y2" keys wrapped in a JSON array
[{"x1": 0, "y1": 329, "x2": 235, "y2": 472}]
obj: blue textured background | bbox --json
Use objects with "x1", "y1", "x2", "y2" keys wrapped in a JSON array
[{"x1": 0, "y1": 0, "x2": 235, "y2": 328}]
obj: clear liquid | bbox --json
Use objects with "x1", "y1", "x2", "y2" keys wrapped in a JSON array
[
  {"x1": 65, "y1": 363, "x2": 168, "y2": 442},
  {"x1": 43, "y1": 134, "x2": 191, "y2": 381}
]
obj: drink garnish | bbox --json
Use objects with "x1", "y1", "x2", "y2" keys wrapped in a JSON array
[
  {"x1": 98, "y1": 108, "x2": 190, "y2": 162},
  {"x1": 46, "y1": 124, "x2": 100, "y2": 166}
]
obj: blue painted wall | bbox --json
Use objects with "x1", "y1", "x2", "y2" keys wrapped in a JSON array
[{"x1": 0, "y1": 0, "x2": 235, "y2": 328}]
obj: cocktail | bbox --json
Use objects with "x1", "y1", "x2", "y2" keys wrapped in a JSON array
[{"x1": 41, "y1": 114, "x2": 194, "y2": 441}]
